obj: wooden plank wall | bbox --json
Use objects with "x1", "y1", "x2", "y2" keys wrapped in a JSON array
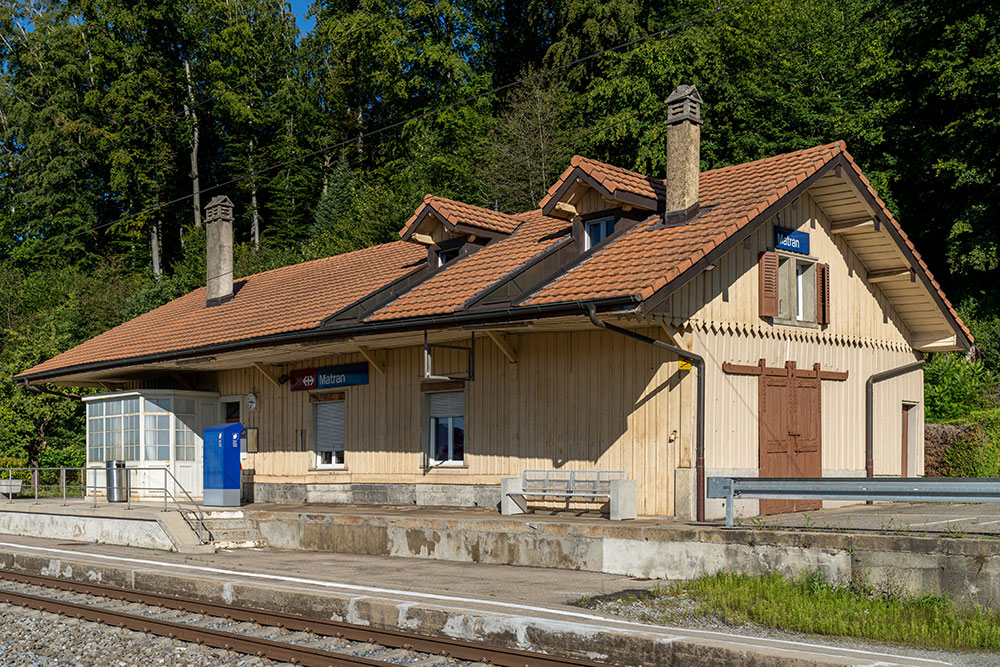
[
  {"x1": 217, "y1": 328, "x2": 691, "y2": 517},
  {"x1": 697, "y1": 331, "x2": 922, "y2": 475},
  {"x1": 665, "y1": 192, "x2": 911, "y2": 346}
]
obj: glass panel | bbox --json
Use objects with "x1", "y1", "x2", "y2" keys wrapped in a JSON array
[
  {"x1": 145, "y1": 398, "x2": 169, "y2": 413},
  {"x1": 452, "y1": 417, "x2": 465, "y2": 462},
  {"x1": 796, "y1": 263, "x2": 806, "y2": 320},
  {"x1": 106, "y1": 401, "x2": 122, "y2": 416},
  {"x1": 175, "y1": 398, "x2": 195, "y2": 414},
  {"x1": 433, "y1": 417, "x2": 450, "y2": 462},
  {"x1": 123, "y1": 397, "x2": 139, "y2": 414}
]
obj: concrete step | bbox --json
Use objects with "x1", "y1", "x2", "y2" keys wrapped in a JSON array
[
  {"x1": 199, "y1": 518, "x2": 254, "y2": 531},
  {"x1": 183, "y1": 512, "x2": 266, "y2": 548}
]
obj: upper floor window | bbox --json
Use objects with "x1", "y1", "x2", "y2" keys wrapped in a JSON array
[
  {"x1": 427, "y1": 390, "x2": 465, "y2": 465},
  {"x1": 437, "y1": 247, "x2": 460, "y2": 266},
  {"x1": 585, "y1": 217, "x2": 615, "y2": 250},
  {"x1": 759, "y1": 250, "x2": 830, "y2": 326}
]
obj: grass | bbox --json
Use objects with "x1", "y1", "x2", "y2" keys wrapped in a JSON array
[{"x1": 605, "y1": 571, "x2": 1000, "y2": 651}]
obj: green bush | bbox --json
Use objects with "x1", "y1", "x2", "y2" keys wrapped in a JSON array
[
  {"x1": 924, "y1": 353, "x2": 997, "y2": 422},
  {"x1": 0, "y1": 456, "x2": 31, "y2": 484},
  {"x1": 941, "y1": 408, "x2": 1000, "y2": 477}
]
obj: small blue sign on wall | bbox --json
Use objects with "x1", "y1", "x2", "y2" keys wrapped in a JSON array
[
  {"x1": 775, "y1": 226, "x2": 810, "y2": 255},
  {"x1": 317, "y1": 362, "x2": 369, "y2": 389}
]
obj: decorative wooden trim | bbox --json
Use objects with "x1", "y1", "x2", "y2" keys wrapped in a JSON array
[
  {"x1": 419, "y1": 380, "x2": 465, "y2": 392},
  {"x1": 308, "y1": 391, "x2": 345, "y2": 403},
  {"x1": 723, "y1": 359, "x2": 848, "y2": 381}
]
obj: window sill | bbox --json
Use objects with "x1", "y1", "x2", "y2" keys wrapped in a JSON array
[
  {"x1": 772, "y1": 317, "x2": 821, "y2": 330},
  {"x1": 310, "y1": 465, "x2": 348, "y2": 472},
  {"x1": 425, "y1": 462, "x2": 469, "y2": 472}
]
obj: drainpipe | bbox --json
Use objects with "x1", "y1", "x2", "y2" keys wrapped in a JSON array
[
  {"x1": 585, "y1": 305, "x2": 707, "y2": 521},
  {"x1": 866, "y1": 359, "x2": 925, "y2": 479}
]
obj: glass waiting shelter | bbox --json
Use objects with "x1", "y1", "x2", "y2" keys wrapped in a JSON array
[{"x1": 84, "y1": 390, "x2": 220, "y2": 500}]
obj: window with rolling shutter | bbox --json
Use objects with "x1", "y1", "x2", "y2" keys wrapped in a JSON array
[
  {"x1": 428, "y1": 391, "x2": 465, "y2": 465},
  {"x1": 759, "y1": 251, "x2": 780, "y2": 318},
  {"x1": 816, "y1": 263, "x2": 830, "y2": 325},
  {"x1": 315, "y1": 400, "x2": 346, "y2": 467}
]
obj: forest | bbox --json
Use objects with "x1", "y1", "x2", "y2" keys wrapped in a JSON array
[{"x1": 1, "y1": 0, "x2": 998, "y2": 467}]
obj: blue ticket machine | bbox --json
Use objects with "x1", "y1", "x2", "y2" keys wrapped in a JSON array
[{"x1": 203, "y1": 423, "x2": 242, "y2": 507}]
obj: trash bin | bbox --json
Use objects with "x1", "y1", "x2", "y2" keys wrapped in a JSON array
[{"x1": 106, "y1": 460, "x2": 128, "y2": 503}]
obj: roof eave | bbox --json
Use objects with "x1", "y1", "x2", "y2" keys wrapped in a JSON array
[{"x1": 14, "y1": 295, "x2": 643, "y2": 385}]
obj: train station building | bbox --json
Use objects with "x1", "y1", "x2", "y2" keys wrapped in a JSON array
[{"x1": 14, "y1": 87, "x2": 971, "y2": 520}]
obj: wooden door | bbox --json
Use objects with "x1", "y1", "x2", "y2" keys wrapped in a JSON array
[{"x1": 759, "y1": 374, "x2": 822, "y2": 515}]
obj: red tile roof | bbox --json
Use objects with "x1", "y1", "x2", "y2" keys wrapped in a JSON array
[
  {"x1": 400, "y1": 195, "x2": 521, "y2": 237},
  {"x1": 539, "y1": 155, "x2": 666, "y2": 210},
  {"x1": 21, "y1": 242, "x2": 426, "y2": 376},
  {"x1": 524, "y1": 141, "x2": 972, "y2": 343},
  {"x1": 17, "y1": 140, "x2": 970, "y2": 381},
  {"x1": 370, "y1": 211, "x2": 568, "y2": 321}
]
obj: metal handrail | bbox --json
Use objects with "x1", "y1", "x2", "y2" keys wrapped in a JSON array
[
  {"x1": 0, "y1": 466, "x2": 208, "y2": 544},
  {"x1": 708, "y1": 476, "x2": 1000, "y2": 528}
]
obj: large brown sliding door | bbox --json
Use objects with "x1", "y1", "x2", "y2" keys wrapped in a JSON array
[{"x1": 759, "y1": 372, "x2": 822, "y2": 515}]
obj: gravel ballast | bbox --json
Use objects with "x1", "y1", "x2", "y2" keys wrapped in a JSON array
[{"x1": 0, "y1": 602, "x2": 278, "y2": 667}]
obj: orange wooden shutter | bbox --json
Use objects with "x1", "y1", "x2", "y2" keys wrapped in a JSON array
[
  {"x1": 759, "y1": 251, "x2": 779, "y2": 318},
  {"x1": 817, "y1": 263, "x2": 830, "y2": 325}
]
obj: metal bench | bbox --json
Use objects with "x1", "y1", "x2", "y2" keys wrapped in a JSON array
[
  {"x1": 501, "y1": 469, "x2": 637, "y2": 520},
  {"x1": 0, "y1": 478, "x2": 23, "y2": 499}
]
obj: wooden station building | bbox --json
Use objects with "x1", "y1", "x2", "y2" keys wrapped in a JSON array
[{"x1": 15, "y1": 86, "x2": 971, "y2": 520}]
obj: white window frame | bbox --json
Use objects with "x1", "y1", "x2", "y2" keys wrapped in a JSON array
[
  {"x1": 437, "y1": 247, "x2": 460, "y2": 267},
  {"x1": 427, "y1": 390, "x2": 465, "y2": 466},
  {"x1": 774, "y1": 251, "x2": 818, "y2": 327},
  {"x1": 314, "y1": 399, "x2": 347, "y2": 469},
  {"x1": 584, "y1": 217, "x2": 615, "y2": 250}
]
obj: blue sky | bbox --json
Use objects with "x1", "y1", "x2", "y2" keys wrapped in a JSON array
[{"x1": 288, "y1": 0, "x2": 316, "y2": 37}]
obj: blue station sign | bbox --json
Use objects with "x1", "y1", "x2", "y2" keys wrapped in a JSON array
[
  {"x1": 775, "y1": 226, "x2": 809, "y2": 255},
  {"x1": 290, "y1": 362, "x2": 369, "y2": 391},
  {"x1": 317, "y1": 362, "x2": 369, "y2": 389}
]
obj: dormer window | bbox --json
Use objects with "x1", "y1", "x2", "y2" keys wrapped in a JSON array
[
  {"x1": 437, "y1": 247, "x2": 460, "y2": 266},
  {"x1": 585, "y1": 217, "x2": 615, "y2": 250}
]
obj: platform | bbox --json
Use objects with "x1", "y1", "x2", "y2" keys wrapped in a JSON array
[
  {"x1": 0, "y1": 533, "x2": 972, "y2": 666},
  {"x1": 3, "y1": 499, "x2": 1000, "y2": 608}
]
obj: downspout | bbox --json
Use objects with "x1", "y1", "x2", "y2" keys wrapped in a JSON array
[
  {"x1": 865, "y1": 359, "x2": 925, "y2": 478},
  {"x1": 585, "y1": 305, "x2": 707, "y2": 521}
]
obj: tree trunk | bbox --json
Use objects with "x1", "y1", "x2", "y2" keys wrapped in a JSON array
[
  {"x1": 250, "y1": 138, "x2": 260, "y2": 249},
  {"x1": 184, "y1": 59, "x2": 202, "y2": 229},
  {"x1": 322, "y1": 154, "x2": 331, "y2": 196},
  {"x1": 150, "y1": 220, "x2": 163, "y2": 278}
]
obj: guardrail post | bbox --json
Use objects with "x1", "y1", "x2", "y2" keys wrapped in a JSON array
[
  {"x1": 33, "y1": 468, "x2": 38, "y2": 504},
  {"x1": 61, "y1": 468, "x2": 66, "y2": 506},
  {"x1": 6, "y1": 468, "x2": 11, "y2": 503},
  {"x1": 92, "y1": 468, "x2": 97, "y2": 507},
  {"x1": 164, "y1": 469, "x2": 168, "y2": 512},
  {"x1": 126, "y1": 468, "x2": 131, "y2": 510}
]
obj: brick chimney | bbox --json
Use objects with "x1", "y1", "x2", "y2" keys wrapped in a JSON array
[
  {"x1": 205, "y1": 195, "x2": 234, "y2": 307},
  {"x1": 664, "y1": 85, "x2": 703, "y2": 223}
]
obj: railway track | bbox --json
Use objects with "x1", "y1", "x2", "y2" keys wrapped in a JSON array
[{"x1": 0, "y1": 570, "x2": 607, "y2": 667}]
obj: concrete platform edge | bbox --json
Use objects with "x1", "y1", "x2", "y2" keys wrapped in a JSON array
[{"x1": 0, "y1": 544, "x2": 866, "y2": 667}]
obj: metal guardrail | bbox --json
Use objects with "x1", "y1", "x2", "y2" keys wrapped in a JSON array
[
  {"x1": 1, "y1": 466, "x2": 207, "y2": 543},
  {"x1": 708, "y1": 476, "x2": 1000, "y2": 528}
]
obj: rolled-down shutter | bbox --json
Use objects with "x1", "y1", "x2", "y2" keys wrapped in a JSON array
[
  {"x1": 315, "y1": 401, "x2": 345, "y2": 452},
  {"x1": 428, "y1": 391, "x2": 464, "y2": 418},
  {"x1": 758, "y1": 251, "x2": 779, "y2": 318},
  {"x1": 817, "y1": 263, "x2": 830, "y2": 325}
]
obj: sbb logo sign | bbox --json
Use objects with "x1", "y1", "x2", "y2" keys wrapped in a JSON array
[{"x1": 290, "y1": 368, "x2": 318, "y2": 391}]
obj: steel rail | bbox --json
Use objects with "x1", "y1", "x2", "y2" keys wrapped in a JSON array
[
  {"x1": 0, "y1": 585, "x2": 387, "y2": 667},
  {"x1": 0, "y1": 570, "x2": 608, "y2": 667}
]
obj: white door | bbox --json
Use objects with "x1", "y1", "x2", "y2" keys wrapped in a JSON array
[{"x1": 171, "y1": 402, "x2": 215, "y2": 500}]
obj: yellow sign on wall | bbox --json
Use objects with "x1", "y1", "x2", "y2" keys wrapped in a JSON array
[{"x1": 678, "y1": 360, "x2": 692, "y2": 371}]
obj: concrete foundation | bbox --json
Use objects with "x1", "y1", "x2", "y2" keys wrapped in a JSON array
[
  {"x1": 0, "y1": 507, "x2": 173, "y2": 551},
  {"x1": 246, "y1": 506, "x2": 1000, "y2": 607},
  {"x1": 254, "y1": 482, "x2": 501, "y2": 508}
]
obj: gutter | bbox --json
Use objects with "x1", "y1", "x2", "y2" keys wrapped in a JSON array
[
  {"x1": 866, "y1": 359, "x2": 925, "y2": 478},
  {"x1": 585, "y1": 305, "x2": 707, "y2": 522},
  {"x1": 15, "y1": 295, "x2": 642, "y2": 385}
]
